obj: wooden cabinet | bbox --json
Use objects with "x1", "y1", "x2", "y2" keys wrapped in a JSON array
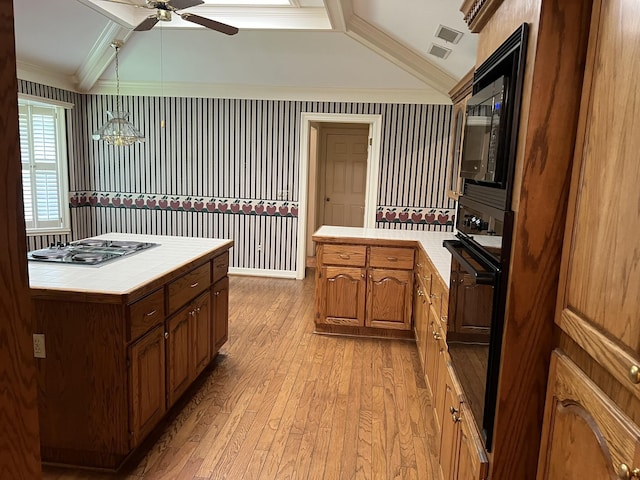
[
  {"x1": 33, "y1": 245, "x2": 232, "y2": 470},
  {"x1": 166, "y1": 291, "x2": 211, "y2": 408},
  {"x1": 447, "y1": 257, "x2": 492, "y2": 343},
  {"x1": 128, "y1": 324, "x2": 166, "y2": 448},
  {"x1": 538, "y1": 351, "x2": 640, "y2": 479},
  {"x1": 439, "y1": 363, "x2": 489, "y2": 480},
  {"x1": 315, "y1": 242, "x2": 414, "y2": 337},
  {"x1": 212, "y1": 276, "x2": 229, "y2": 353},
  {"x1": 537, "y1": 1, "x2": 640, "y2": 478},
  {"x1": 445, "y1": 69, "x2": 474, "y2": 201}
]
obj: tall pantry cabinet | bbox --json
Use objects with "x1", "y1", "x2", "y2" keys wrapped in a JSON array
[{"x1": 537, "y1": 0, "x2": 640, "y2": 477}]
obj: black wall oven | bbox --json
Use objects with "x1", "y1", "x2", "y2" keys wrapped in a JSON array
[{"x1": 443, "y1": 23, "x2": 528, "y2": 451}]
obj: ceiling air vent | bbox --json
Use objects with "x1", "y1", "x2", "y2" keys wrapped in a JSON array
[
  {"x1": 435, "y1": 25, "x2": 463, "y2": 44},
  {"x1": 428, "y1": 43, "x2": 452, "y2": 60}
]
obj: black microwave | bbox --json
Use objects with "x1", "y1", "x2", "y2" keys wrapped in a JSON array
[{"x1": 460, "y1": 76, "x2": 508, "y2": 187}]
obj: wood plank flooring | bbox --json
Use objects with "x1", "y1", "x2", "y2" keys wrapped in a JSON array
[{"x1": 42, "y1": 274, "x2": 441, "y2": 480}]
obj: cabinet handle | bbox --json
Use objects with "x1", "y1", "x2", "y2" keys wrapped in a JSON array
[
  {"x1": 145, "y1": 309, "x2": 157, "y2": 317},
  {"x1": 433, "y1": 332, "x2": 441, "y2": 340},
  {"x1": 164, "y1": 332, "x2": 169, "y2": 339},
  {"x1": 195, "y1": 307, "x2": 201, "y2": 313},
  {"x1": 441, "y1": 315, "x2": 448, "y2": 322},
  {"x1": 361, "y1": 273, "x2": 365, "y2": 279},
  {"x1": 386, "y1": 256, "x2": 398, "y2": 262},
  {"x1": 190, "y1": 282, "x2": 199, "y2": 288},
  {"x1": 417, "y1": 289, "x2": 424, "y2": 297},
  {"x1": 416, "y1": 263, "x2": 422, "y2": 268},
  {"x1": 369, "y1": 274, "x2": 372, "y2": 279},
  {"x1": 215, "y1": 291, "x2": 220, "y2": 296},
  {"x1": 629, "y1": 365, "x2": 640, "y2": 384},
  {"x1": 449, "y1": 406, "x2": 461, "y2": 423},
  {"x1": 339, "y1": 254, "x2": 351, "y2": 260},
  {"x1": 618, "y1": 464, "x2": 632, "y2": 479}
]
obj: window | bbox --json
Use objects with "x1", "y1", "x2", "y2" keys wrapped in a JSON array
[{"x1": 19, "y1": 96, "x2": 71, "y2": 235}]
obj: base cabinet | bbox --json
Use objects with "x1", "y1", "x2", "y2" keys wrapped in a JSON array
[
  {"x1": 212, "y1": 276, "x2": 229, "y2": 352},
  {"x1": 537, "y1": 350, "x2": 640, "y2": 480},
  {"x1": 128, "y1": 324, "x2": 166, "y2": 448},
  {"x1": 315, "y1": 242, "x2": 414, "y2": 335}
]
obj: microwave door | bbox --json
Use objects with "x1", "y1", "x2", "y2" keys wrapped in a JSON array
[{"x1": 460, "y1": 115, "x2": 492, "y2": 181}]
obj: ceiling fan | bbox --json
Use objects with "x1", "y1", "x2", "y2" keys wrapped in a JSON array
[{"x1": 103, "y1": 0, "x2": 239, "y2": 34}]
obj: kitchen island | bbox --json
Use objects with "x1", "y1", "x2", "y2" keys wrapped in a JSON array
[{"x1": 29, "y1": 233, "x2": 233, "y2": 470}]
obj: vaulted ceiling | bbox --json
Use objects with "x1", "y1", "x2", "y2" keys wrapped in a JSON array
[{"x1": 12, "y1": 0, "x2": 477, "y2": 103}]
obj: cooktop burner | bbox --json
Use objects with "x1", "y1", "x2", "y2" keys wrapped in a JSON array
[{"x1": 27, "y1": 238, "x2": 158, "y2": 266}]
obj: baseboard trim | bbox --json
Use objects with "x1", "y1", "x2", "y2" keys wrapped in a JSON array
[{"x1": 228, "y1": 267, "x2": 298, "y2": 279}]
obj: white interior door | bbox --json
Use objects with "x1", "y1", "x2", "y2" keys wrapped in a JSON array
[{"x1": 322, "y1": 130, "x2": 368, "y2": 227}]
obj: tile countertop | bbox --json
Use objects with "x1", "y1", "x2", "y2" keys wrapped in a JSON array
[
  {"x1": 28, "y1": 233, "x2": 233, "y2": 295},
  {"x1": 312, "y1": 226, "x2": 456, "y2": 285}
]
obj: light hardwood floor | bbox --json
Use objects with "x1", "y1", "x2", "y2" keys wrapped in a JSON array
[{"x1": 42, "y1": 274, "x2": 441, "y2": 480}]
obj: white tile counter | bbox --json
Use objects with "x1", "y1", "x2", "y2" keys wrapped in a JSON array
[
  {"x1": 312, "y1": 226, "x2": 456, "y2": 285},
  {"x1": 28, "y1": 233, "x2": 233, "y2": 295}
]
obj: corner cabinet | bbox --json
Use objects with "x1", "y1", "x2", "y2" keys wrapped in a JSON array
[
  {"x1": 34, "y1": 246, "x2": 231, "y2": 470},
  {"x1": 445, "y1": 69, "x2": 474, "y2": 201},
  {"x1": 315, "y1": 242, "x2": 414, "y2": 338}
]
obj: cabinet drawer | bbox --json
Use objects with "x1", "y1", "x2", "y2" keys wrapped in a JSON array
[
  {"x1": 370, "y1": 246, "x2": 414, "y2": 270},
  {"x1": 167, "y1": 263, "x2": 211, "y2": 315},
  {"x1": 212, "y1": 251, "x2": 229, "y2": 283},
  {"x1": 321, "y1": 244, "x2": 367, "y2": 267},
  {"x1": 415, "y1": 250, "x2": 432, "y2": 289},
  {"x1": 128, "y1": 288, "x2": 165, "y2": 342}
]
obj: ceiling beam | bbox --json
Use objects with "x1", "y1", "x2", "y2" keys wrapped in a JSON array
[
  {"x1": 345, "y1": 14, "x2": 457, "y2": 95},
  {"x1": 75, "y1": 22, "x2": 133, "y2": 93}
]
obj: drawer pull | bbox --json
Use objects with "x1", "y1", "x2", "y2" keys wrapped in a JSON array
[
  {"x1": 617, "y1": 464, "x2": 640, "y2": 479},
  {"x1": 164, "y1": 332, "x2": 169, "y2": 339},
  {"x1": 339, "y1": 254, "x2": 351, "y2": 260},
  {"x1": 416, "y1": 263, "x2": 422, "y2": 268},
  {"x1": 629, "y1": 365, "x2": 640, "y2": 384},
  {"x1": 386, "y1": 256, "x2": 398, "y2": 262},
  {"x1": 190, "y1": 282, "x2": 199, "y2": 288},
  {"x1": 145, "y1": 309, "x2": 157, "y2": 317},
  {"x1": 433, "y1": 332, "x2": 441, "y2": 340},
  {"x1": 417, "y1": 289, "x2": 424, "y2": 297},
  {"x1": 441, "y1": 315, "x2": 448, "y2": 322}
]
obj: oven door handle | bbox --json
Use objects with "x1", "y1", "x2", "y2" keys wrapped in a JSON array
[{"x1": 444, "y1": 240, "x2": 497, "y2": 285}]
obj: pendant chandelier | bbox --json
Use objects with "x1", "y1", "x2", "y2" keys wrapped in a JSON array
[{"x1": 92, "y1": 41, "x2": 144, "y2": 146}]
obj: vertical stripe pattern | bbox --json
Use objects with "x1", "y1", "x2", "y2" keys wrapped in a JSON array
[{"x1": 19, "y1": 80, "x2": 454, "y2": 270}]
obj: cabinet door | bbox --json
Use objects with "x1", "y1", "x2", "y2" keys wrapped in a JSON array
[
  {"x1": 366, "y1": 268, "x2": 413, "y2": 330},
  {"x1": 317, "y1": 266, "x2": 366, "y2": 326},
  {"x1": 192, "y1": 292, "x2": 211, "y2": 378},
  {"x1": 128, "y1": 324, "x2": 166, "y2": 448},
  {"x1": 212, "y1": 276, "x2": 229, "y2": 354},
  {"x1": 537, "y1": 350, "x2": 640, "y2": 480},
  {"x1": 439, "y1": 364, "x2": 463, "y2": 480},
  {"x1": 414, "y1": 277, "x2": 429, "y2": 373},
  {"x1": 456, "y1": 405, "x2": 489, "y2": 480},
  {"x1": 556, "y1": 0, "x2": 640, "y2": 398},
  {"x1": 166, "y1": 307, "x2": 192, "y2": 408},
  {"x1": 452, "y1": 269, "x2": 492, "y2": 342}
]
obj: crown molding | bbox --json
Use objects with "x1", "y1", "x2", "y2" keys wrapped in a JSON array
[
  {"x1": 460, "y1": 0, "x2": 504, "y2": 33},
  {"x1": 323, "y1": 0, "x2": 349, "y2": 31},
  {"x1": 89, "y1": 79, "x2": 451, "y2": 104},
  {"x1": 75, "y1": 23, "x2": 133, "y2": 93},
  {"x1": 16, "y1": 62, "x2": 78, "y2": 92},
  {"x1": 345, "y1": 15, "x2": 457, "y2": 95}
]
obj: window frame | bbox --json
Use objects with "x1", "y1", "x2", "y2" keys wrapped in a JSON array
[{"x1": 18, "y1": 94, "x2": 73, "y2": 236}]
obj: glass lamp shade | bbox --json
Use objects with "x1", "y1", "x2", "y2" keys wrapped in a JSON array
[{"x1": 92, "y1": 110, "x2": 145, "y2": 146}]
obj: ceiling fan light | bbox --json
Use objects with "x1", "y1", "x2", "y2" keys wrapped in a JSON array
[{"x1": 93, "y1": 111, "x2": 145, "y2": 147}]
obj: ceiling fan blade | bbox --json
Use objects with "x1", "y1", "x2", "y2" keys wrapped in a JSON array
[
  {"x1": 169, "y1": 0, "x2": 204, "y2": 10},
  {"x1": 134, "y1": 15, "x2": 160, "y2": 31},
  {"x1": 179, "y1": 13, "x2": 239, "y2": 35}
]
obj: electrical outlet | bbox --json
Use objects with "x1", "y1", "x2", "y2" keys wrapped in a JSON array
[{"x1": 33, "y1": 333, "x2": 46, "y2": 358}]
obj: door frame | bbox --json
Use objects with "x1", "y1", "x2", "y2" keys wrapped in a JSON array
[{"x1": 296, "y1": 112, "x2": 382, "y2": 279}]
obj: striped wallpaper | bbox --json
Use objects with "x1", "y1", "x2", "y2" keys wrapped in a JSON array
[{"x1": 19, "y1": 80, "x2": 454, "y2": 272}]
